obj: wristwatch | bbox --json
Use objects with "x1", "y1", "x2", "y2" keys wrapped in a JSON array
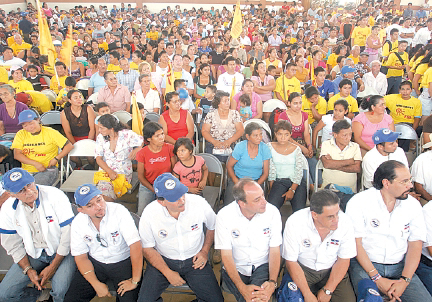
[
  {"x1": 289, "y1": 188, "x2": 296, "y2": 193},
  {"x1": 401, "y1": 276, "x2": 411, "y2": 284},
  {"x1": 322, "y1": 288, "x2": 333, "y2": 296},
  {"x1": 268, "y1": 279, "x2": 277, "y2": 288},
  {"x1": 22, "y1": 265, "x2": 33, "y2": 275}
]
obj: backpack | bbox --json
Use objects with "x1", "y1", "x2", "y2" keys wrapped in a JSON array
[
  {"x1": 381, "y1": 42, "x2": 405, "y2": 75},
  {"x1": 269, "y1": 108, "x2": 285, "y2": 139}
]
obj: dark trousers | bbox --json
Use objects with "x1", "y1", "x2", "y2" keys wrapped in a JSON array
[
  {"x1": 222, "y1": 263, "x2": 270, "y2": 302},
  {"x1": 268, "y1": 178, "x2": 307, "y2": 212},
  {"x1": 64, "y1": 257, "x2": 139, "y2": 302},
  {"x1": 387, "y1": 76, "x2": 402, "y2": 95},
  {"x1": 138, "y1": 256, "x2": 223, "y2": 302}
]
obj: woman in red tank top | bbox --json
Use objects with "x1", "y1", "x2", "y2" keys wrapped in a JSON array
[{"x1": 159, "y1": 91, "x2": 195, "y2": 144}]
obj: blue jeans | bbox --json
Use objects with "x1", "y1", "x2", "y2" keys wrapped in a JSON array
[
  {"x1": 138, "y1": 256, "x2": 223, "y2": 302},
  {"x1": 387, "y1": 76, "x2": 402, "y2": 95},
  {"x1": 138, "y1": 184, "x2": 156, "y2": 216},
  {"x1": 349, "y1": 258, "x2": 432, "y2": 301},
  {"x1": 416, "y1": 258, "x2": 432, "y2": 296},
  {"x1": 0, "y1": 251, "x2": 76, "y2": 302},
  {"x1": 268, "y1": 178, "x2": 307, "y2": 212}
]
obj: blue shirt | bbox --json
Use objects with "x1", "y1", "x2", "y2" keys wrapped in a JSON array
[
  {"x1": 232, "y1": 140, "x2": 272, "y2": 180},
  {"x1": 306, "y1": 79, "x2": 335, "y2": 100},
  {"x1": 332, "y1": 77, "x2": 358, "y2": 98},
  {"x1": 416, "y1": 10, "x2": 427, "y2": 19},
  {"x1": 89, "y1": 73, "x2": 107, "y2": 93}
]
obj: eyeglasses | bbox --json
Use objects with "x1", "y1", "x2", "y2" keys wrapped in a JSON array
[
  {"x1": 395, "y1": 177, "x2": 413, "y2": 185},
  {"x1": 96, "y1": 233, "x2": 108, "y2": 248}
]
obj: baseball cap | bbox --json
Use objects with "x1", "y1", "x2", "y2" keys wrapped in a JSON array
[
  {"x1": 341, "y1": 66, "x2": 356, "y2": 74},
  {"x1": 2, "y1": 168, "x2": 35, "y2": 194},
  {"x1": 15, "y1": 92, "x2": 31, "y2": 105},
  {"x1": 357, "y1": 279, "x2": 383, "y2": 302},
  {"x1": 153, "y1": 173, "x2": 188, "y2": 203},
  {"x1": 53, "y1": 40, "x2": 62, "y2": 46},
  {"x1": 74, "y1": 184, "x2": 102, "y2": 207},
  {"x1": 372, "y1": 128, "x2": 401, "y2": 145},
  {"x1": 10, "y1": 65, "x2": 23, "y2": 73},
  {"x1": 360, "y1": 52, "x2": 369, "y2": 56},
  {"x1": 18, "y1": 109, "x2": 39, "y2": 125}
]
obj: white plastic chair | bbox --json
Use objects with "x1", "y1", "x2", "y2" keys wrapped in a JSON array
[
  {"x1": 76, "y1": 78, "x2": 90, "y2": 91},
  {"x1": 146, "y1": 112, "x2": 160, "y2": 123},
  {"x1": 87, "y1": 92, "x2": 99, "y2": 104},
  {"x1": 262, "y1": 99, "x2": 287, "y2": 112},
  {"x1": 244, "y1": 119, "x2": 272, "y2": 137},
  {"x1": 199, "y1": 153, "x2": 224, "y2": 210},
  {"x1": 40, "y1": 111, "x2": 61, "y2": 126},
  {"x1": 112, "y1": 110, "x2": 132, "y2": 124},
  {"x1": 41, "y1": 89, "x2": 57, "y2": 103},
  {"x1": 395, "y1": 123, "x2": 419, "y2": 158}
]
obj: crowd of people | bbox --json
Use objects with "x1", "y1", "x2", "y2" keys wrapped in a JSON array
[{"x1": 2, "y1": 0, "x2": 432, "y2": 301}]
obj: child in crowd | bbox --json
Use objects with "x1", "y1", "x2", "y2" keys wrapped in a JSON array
[
  {"x1": 239, "y1": 94, "x2": 253, "y2": 122},
  {"x1": 174, "y1": 79, "x2": 196, "y2": 112},
  {"x1": 127, "y1": 102, "x2": 150, "y2": 129},
  {"x1": 56, "y1": 76, "x2": 76, "y2": 108},
  {"x1": 312, "y1": 99, "x2": 350, "y2": 148},
  {"x1": 198, "y1": 85, "x2": 216, "y2": 123},
  {"x1": 173, "y1": 137, "x2": 208, "y2": 195},
  {"x1": 94, "y1": 102, "x2": 111, "y2": 134},
  {"x1": 268, "y1": 65, "x2": 277, "y2": 78},
  {"x1": 26, "y1": 65, "x2": 47, "y2": 91}
]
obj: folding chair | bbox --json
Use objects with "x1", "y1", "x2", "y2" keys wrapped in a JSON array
[
  {"x1": 262, "y1": 99, "x2": 287, "y2": 113},
  {"x1": 76, "y1": 79, "x2": 90, "y2": 91},
  {"x1": 198, "y1": 153, "x2": 224, "y2": 210},
  {"x1": 314, "y1": 159, "x2": 323, "y2": 193},
  {"x1": 146, "y1": 112, "x2": 160, "y2": 123},
  {"x1": 244, "y1": 119, "x2": 272, "y2": 136},
  {"x1": 112, "y1": 110, "x2": 132, "y2": 124},
  {"x1": 87, "y1": 92, "x2": 99, "y2": 104},
  {"x1": 395, "y1": 123, "x2": 419, "y2": 158},
  {"x1": 194, "y1": 124, "x2": 199, "y2": 153},
  {"x1": 40, "y1": 111, "x2": 61, "y2": 126},
  {"x1": 41, "y1": 89, "x2": 56, "y2": 103}
]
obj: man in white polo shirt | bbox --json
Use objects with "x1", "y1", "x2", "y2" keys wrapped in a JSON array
[
  {"x1": 215, "y1": 178, "x2": 282, "y2": 302},
  {"x1": 64, "y1": 184, "x2": 142, "y2": 302},
  {"x1": 362, "y1": 128, "x2": 408, "y2": 189},
  {"x1": 346, "y1": 160, "x2": 432, "y2": 301},
  {"x1": 280, "y1": 189, "x2": 356, "y2": 301},
  {"x1": 411, "y1": 135, "x2": 432, "y2": 202},
  {"x1": 138, "y1": 173, "x2": 223, "y2": 302},
  {"x1": 216, "y1": 56, "x2": 244, "y2": 98}
]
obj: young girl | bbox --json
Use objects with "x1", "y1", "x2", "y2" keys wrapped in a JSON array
[
  {"x1": 173, "y1": 137, "x2": 208, "y2": 195},
  {"x1": 239, "y1": 94, "x2": 252, "y2": 122},
  {"x1": 312, "y1": 99, "x2": 351, "y2": 149}
]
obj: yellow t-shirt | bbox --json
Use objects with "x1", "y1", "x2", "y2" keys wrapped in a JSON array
[
  {"x1": 7, "y1": 36, "x2": 15, "y2": 46},
  {"x1": 384, "y1": 52, "x2": 408, "y2": 78},
  {"x1": 56, "y1": 88, "x2": 70, "y2": 108},
  {"x1": 50, "y1": 75, "x2": 68, "y2": 93},
  {"x1": 11, "y1": 126, "x2": 68, "y2": 173},
  {"x1": 107, "y1": 64, "x2": 122, "y2": 75},
  {"x1": 351, "y1": 26, "x2": 371, "y2": 47},
  {"x1": 0, "y1": 66, "x2": 8, "y2": 84},
  {"x1": 274, "y1": 75, "x2": 301, "y2": 100},
  {"x1": 130, "y1": 62, "x2": 139, "y2": 71},
  {"x1": 326, "y1": 53, "x2": 339, "y2": 69},
  {"x1": 11, "y1": 42, "x2": 32, "y2": 56},
  {"x1": 301, "y1": 95, "x2": 327, "y2": 124},
  {"x1": 98, "y1": 42, "x2": 109, "y2": 52},
  {"x1": 8, "y1": 79, "x2": 34, "y2": 93},
  {"x1": 43, "y1": 64, "x2": 55, "y2": 76},
  {"x1": 379, "y1": 29, "x2": 387, "y2": 42},
  {"x1": 328, "y1": 94, "x2": 359, "y2": 113},
  {"x1": 25, "y1": 90, "x2": 53, "y2": 114},
  {"x1": 369, "y1": 16, "x2": 375, "y2": 27},
  {"x1": 263, "y1": 58, "x2": 281, "y2": 69},
  {"x1": 384, "y1": 94, "x2": 422, "y2": 124},
  {"x1": 382, "y1": 40, "x2": 398, "y2": 58},
  {"x1": 146, "y1": 31, "x2": 159, "y2": 41},
  {"x1": 348, "y1": 55, "x2": 359, "y2": 65},
  {"x1": 421, "y1": 67, "x2": 432, "y2": 89}
]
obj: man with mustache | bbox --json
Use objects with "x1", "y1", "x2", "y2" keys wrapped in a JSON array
[{"x1": 346, "y1": 160, "x2": 432, "y2": 301}]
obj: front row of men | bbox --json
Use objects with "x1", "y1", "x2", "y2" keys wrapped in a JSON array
[{"x1": 0, "y1": 162, "x2": 432, "y2": 302}]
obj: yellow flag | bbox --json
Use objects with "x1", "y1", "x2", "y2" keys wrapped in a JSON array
[
  {"x1": 36, "y1": 0, "x2": 56, "y2": 70},
  {"x1": 131, "y1": 93, "x2": 143, "y2": 136},
  {"x1": 164, "y1": 61, "x2": 175, "y2": 95},
  {"x1": 231, "y1": 0, "x2": 243, "y2": 39},
  {"x1": 62, "y1": 24, "x2": 73, "y2": 72},
  {"x1": 310, "y1": 58, "x2": 315, "y2": 86}
]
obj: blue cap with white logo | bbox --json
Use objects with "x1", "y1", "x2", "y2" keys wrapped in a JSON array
[
  {"x1": 357, "y1": 279, "x2": 383, "y2": 301},
  {"x1": 2, "y1": 168, "x2": 35, "y2": 193},
  {"x1": 372, "y1": 128, "x2": 401, "y2": 145},
  {"x1": 74, "y1": 184, "x2": 102, "y2": 207},
  {"x1": 153, "y1": 173, "x2": 188, "y2": 203}
]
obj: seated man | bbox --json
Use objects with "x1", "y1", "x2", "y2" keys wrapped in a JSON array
[
  {"x1": 216, "y1": 178, "x2": 282, "y2": 302},
  {"x1": 281, "y1": 189, "x2": 357, "y2": 302},
  {"x1": 0, "y1": 168, "x2": 75, "y2": 302},
  {"x1": 346, "y1": 160, "x2": 432, "y2": 301},
  {"x1": 320, "y1": 120, "x2": 362, "y2": 198},
  {"x1": 362, "y1": 129, "x2": 408, "y2": 189},
  {"x1": 64, "y1": 184, "x2": 142, "y2": 302},
  {"x1": 138, "y1": 173, "x2": 223, "y2": 302},
  {"x1": 332, "y1": 66, "x2": 359, "y2": 98},
  {"x1": 411, "y1": 135, "x2": 432, "y2": 201},
  {"x1": 327, "y1": 78, "x2": 359, "y2": 119}
]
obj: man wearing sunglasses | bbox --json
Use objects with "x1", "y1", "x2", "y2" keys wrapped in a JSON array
[
  {"x1": 64, "y1": 184, "x2": 142, "y2": 302},
  {"x1": 0, "y1": 168, "x2": 75, "y2": 302}
]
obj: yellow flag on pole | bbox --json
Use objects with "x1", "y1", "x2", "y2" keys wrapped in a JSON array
[
  {"x1": 36, "y1": 0, "x2": 56, "y2": 69},
  {"x1": 62, "y1": 24, "x2": 73, "y2": 72},
  {"x1": 231, "y1": 0, "x2": 243, "y2": 39},
  {"x1": 131, "y1": 93, "x2": 143, "y2": 136}
]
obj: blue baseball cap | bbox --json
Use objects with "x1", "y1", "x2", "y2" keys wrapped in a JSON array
[
  {"x1": 18, "y1": 109, "x2": 39, "y2": 125},
  {"x1": 372, "y1": 128, "x2": 401, "y2": 145},
  {"x1": 153, "y1": 173, "x2": 188, "y2": 202},
  {"x1": 2, "y1": 168, "x2": 35, "y2": 193},
  {"x1": 178, "y1": 88, "x2": 189, "y2": 100},
  {"x1": 74, "y1": 184, "x2": 102, "y2": 207},
  {"x1": 341, "y1": 66, "x2": 356, "y2": 75},
  {"x1": 357, "y1": 279, "x2": 383, "y2": 302}
]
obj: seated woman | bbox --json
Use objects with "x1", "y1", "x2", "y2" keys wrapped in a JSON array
[
  {"x1": 250, "y1": 62, "x2": 276, "y2": 104},
  {"x1": 136, "y1": 122, "x2": 175, "y2": 215},
  {"x1": 225, "y1": 122, "x2": 271, "y2": 205},
  {"x1": 267, "y1": 120, "x2": 307, "y2": 212},
  {"x1": 159, "y1": 91, "x2": 194, "y2": 145},
  {"x1": 12, "y1": 109, "x2": 73, "y2": 186},
  {"x1": 95, "y1": 114, "x2": 143, "y2": 201},
  {"x1": 231, "y1": 79, "x2": 263, "y2": 119},
  {"x1": 0, "y1": 84, "x2": 29, "y2": 135},
  {"x1": 8, "y1": 67, "x2": 34, "y2": 93},
  {"x1": 202, "y1": 91, "x2": 244, "y2": 162}
]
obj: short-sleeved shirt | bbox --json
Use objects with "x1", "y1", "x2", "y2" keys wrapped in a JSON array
[
  {"x1": 136, "y1": 143, "x2": 174, "y2": 184},
  {"x1": 306, "y1": 79, "x2": 334, "y2": 100},
  {"x1": 385, "y1": 94, "x2": 422, "y2": 124},
  {"x1": 328, "y1": 94, "x2": 359, "y2": 114},
  {"x1": 274, "y1": 75, "x2": 301, "y2": 100},
  {"x1": 89, "y1": 72, "x2": 107, "y2": 93},
  {"x1": 25, "y1": 91, "x2": 53, "y2": 114},
  {"x1": 421, "y1": 200, "x2": 432, "y2": 260},
  {"x1": 352, "y1": 112, "x2": 394, "y2": 149},
  {"x1": 282, "y1": 208, "x2": 356, "y2": 271},
  {"x1": 384, "y1": 52, "x2": 408, "y2": 78},
  {"x1": 8, "y1": 79, "x2": 34, "y2": 93},
  {"x1": 232, "y1": 140, "x2": 272, "y2": 180},
  {"x1": 173, "y1": 155, "x2": 205, "y2": 188},
  {"x1": 411, "y1": 151, "x2": 432, "y2": 197},
  {"x1": 11, "y1": 126, "x2": 68, "y2": 173},
  {"x1": 421, "y1": 67, "x2": 432, "y2": 89},
  {"x1": 351, "y1": 26, "x2": 371, "y2": 46},
  {"x1": 0, "y1": 101, "x2": 28, "y2": 133},
  {"x1": 301, "y1": 95, "x2": 327, "y2": 124}
]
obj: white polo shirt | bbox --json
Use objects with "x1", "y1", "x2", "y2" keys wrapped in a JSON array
[
  {"x1": 70, "y1": 202, "x2": 140, "y2": 264},
  {"x1": 422, "y1": 201, "x2": 432, "y2": 260},
  {"x1": 411, "y1": 151, "x2": 432, "y2": 197},
  {"x1": 215, "y1": 201, "x2": 282, "y2": 276},
  {"x1": 216, "y1": 72, "x2": 244, "y2": 98},
  {"x1": 282, "y1": 208, "x2": 356, "y2": 271},
  {"x1": 362, "y1": 146, "x2": 408, "y2": 189},
  {"x1": 139, "y1": 193, "x2": 216, "y2": 261},
  {"x1": 346, "y1": 188, "x2": 426, "y2": 264}
]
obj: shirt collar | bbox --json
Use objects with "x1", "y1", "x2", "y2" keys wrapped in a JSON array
[{"x1": 329, "y1": 137, "x2": 352, "y2": 152}]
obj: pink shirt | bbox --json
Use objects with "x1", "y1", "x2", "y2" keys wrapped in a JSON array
[
  {"x1": 352, "y1": 112, "x2": 394, "y2": 148},
  {"x1": 173, "y1": 155, "x2": 205, "y2": 188},
  {"x1": 233, "y1": 91, "x2": 262, "y2": 118},
  {"x1": 97, "y1": 84, "x2": 131, "y2": 113}
]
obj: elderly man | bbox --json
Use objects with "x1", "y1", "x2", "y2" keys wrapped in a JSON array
[
  {"x1": 346, "y1": 160, "x2": 432, "y2": 301},
  {"x1": 97, "y1": 71, "x2": 130, "y2": 113},
  {"x1": 362, "y1": 129, "x2": 408, "y2": 189},
  {"x1": 10, "y1": 34, "x2": 31, "y2": 58},
  {"x1": 64, "y1": 184, "x2": 142, "y2": 302},
  {"x1": 161, "y1": 54, "x2": 194, "y2": 96},
  {"x1": 0, "y1": 168, "x2": 75, "y2": 302},
  {"x1": 138, "y1": 173, "x2": 223, "y2": 302},
  {"x1": 411, "y1": 135, "x2": 432, "y2": 202},
  {"x1": 88, "y1": 58, "x2": 108, "y2": 96},
  {"x1": 362, "y1": 60, "x2": 388, "y2": 96},
  {"x1": 216, "y1": 178, "x2": 282, "y2": 302},
  {"x1": 280, "y1": 190, "x2": 356, "y2": 301},
  {"x1": 116, "y1": 58, "x2": 139, "y2": 93}
]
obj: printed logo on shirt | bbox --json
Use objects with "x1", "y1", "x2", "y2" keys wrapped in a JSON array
[
  {"x1": 149, "y1": 156, "x2": 167, "y2": 164},
  {"x1": 111, "y1": 231, "x2": 120, "y2": 237},
  {"x1": 370, "y1": 219, "x2": 380, "y2": 228},
  {"x1": 302, "y1": 239, "x2": 311, "y2": 248},
  {"x1": 158, "y1": 229, "x2": 168, "y2": 238},
  {"x1": 84, "y1": 235, "x2": 93, "y2": 243},
  {"x1": 263, "y1": 227, "x2": 271, "y2": 235},
  {"x1": 191, "y1": 223, "x2": 199, "y2": 231},
  {"x1": 404, "y1": 223, "x2": 410, "y2": 231},
  {"x1": 46, "y1": 216, "x2": 54, "y2": 223},
  {"x1": 231, "y1": 229, "x2": 240, "y2": 238},
  {"x1": 287, "y1": 282, "x2": 298, "y2": 291},
  {"x1": 9, "y1": 171, "x2": 22, "y2": 182},
  {"x1": 368, "y1": 288, "x2": 379, "y2": 296},
  {"x1": 329, "y1": 239, "x2": 339, "y2": 245}
]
